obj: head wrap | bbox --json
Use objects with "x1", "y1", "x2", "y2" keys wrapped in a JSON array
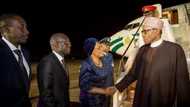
[
  {"x1": 83, "y1": 37, "x2": 97, "y2": 56},
  {"x1": 99, "y1": 37, "x2": 111, "y2": 46},
  {"x1": 143, "y1": 17, "x2": 163, "y2": 30}
]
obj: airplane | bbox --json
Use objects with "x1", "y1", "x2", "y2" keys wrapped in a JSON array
[{"x1": 111, "y1": 2, "x2": 190, "y2": 107}]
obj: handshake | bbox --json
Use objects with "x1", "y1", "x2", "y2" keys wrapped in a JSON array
[{"x1": 105, "y1": 86, "x2": 117, "y2": 96}]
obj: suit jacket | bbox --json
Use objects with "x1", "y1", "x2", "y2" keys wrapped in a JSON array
[
  {"x1": 37, "y1": 53, "x2": 70, "y2": 107},
  {"x1": 0, "y1": 39, "x2": 32, "y2": 107}
]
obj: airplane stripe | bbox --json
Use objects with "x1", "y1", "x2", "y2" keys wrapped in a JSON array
[
  {"x1": 111, "y1": 42, "x2": 124, "y2": 52},
  {"x1": 110, "y1": 37, "x2": 123, "y2": 46}
]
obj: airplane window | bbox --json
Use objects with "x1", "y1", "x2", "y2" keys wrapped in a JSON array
[
  {"x1": 162, "y1": 9, "x2": 178, "y2": 25},
  {"x1": 187, "y1": 11, "x2": 190, "y2": 24},
  {"x1": 185, "y1": 6, "x2": 190, "y2": 24}
]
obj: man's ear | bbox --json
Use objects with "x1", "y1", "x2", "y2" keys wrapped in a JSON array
[
  {"x1": 155, "y1": 29, "x2": 161, "y2": 35},
  {"x1": 5, "y1": 26, "x2": 12, "y2": 33},
  {"x1": 51, "y1": 42, "x2": 58, "y2": 51},
  {"x1": 2, "y1": 27, "x2": 10, "y2": 36},
  {"x1": 56, "y1": 41, "x2": 65, "y2": 50},
  {"x1": 155, "y1": 30, "x2": 162, "y2": 38},
  {"x1": 55, "y1": 41, "x2": 59, "y2": 49}
]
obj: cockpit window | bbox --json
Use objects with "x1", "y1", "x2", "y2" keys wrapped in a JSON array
[{"x1": 124, "y1": 23, "x2": 140, "y2": 30}]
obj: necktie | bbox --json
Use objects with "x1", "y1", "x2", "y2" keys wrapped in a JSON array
[
  {"x1": 14, "y1": 49, "x2": 28, "y2": 77},
  {"x1": 61, "y1": 59, "x2": 66, "y2": 69},
  {"x1": 61, "y1": 59, "x2": 69, "y2": 76}
]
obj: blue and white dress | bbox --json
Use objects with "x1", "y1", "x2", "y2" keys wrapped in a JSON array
[{"x1": 79, "y1": 56, "x2": 113, "y2": 107}]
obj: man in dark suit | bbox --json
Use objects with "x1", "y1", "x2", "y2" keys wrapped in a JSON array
[
  {"x1": 37, "y1": 33, "x2": 71, "y2": 107},
  {"x1": 0, "y1": 14, "x2": 31, "y2": 107}
]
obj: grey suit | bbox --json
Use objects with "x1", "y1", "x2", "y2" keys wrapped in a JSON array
[{"x1": 37, "y1": 53, "x2": 70, "y2": 107}]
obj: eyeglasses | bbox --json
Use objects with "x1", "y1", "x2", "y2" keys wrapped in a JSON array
[{"x1": 141, "y1": 28, "x2": 157, "y2": 34}]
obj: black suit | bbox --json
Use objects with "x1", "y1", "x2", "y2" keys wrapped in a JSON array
[
  {"x1": 37, "y1": 53, "x2": 70, "y2": 107},
  {"x1": 0, "y1": 39, "x2": 31, "y2": 107}
]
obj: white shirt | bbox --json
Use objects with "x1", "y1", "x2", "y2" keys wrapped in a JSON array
[
  {"x1": 52, "y1": 51, "x2": 64, "y2": 64},
  {"x1": 2, "y1": 37, "x2": 30, "y2": 76},
  {"x1": 150, "y1": 38, "x2": 163, "y2": 48}
]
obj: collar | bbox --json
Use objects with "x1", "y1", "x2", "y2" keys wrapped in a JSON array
[
  {"x1": 2, "y1": 36, "x2": 21, "y2": 51},
  {"x1": 52, "y1": 51, "x2": 64, "y2": 62},
  {"x1": 150, "y1": 38, "x2": 163, "y2": 48}
]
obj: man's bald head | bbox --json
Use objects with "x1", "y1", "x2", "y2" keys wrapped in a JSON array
[{"x1": 50, "y1": 33, "x2": 71, "y2": 56}]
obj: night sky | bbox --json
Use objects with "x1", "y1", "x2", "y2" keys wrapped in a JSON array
[{"x1": 0, "y1": 0, "x2": 189, "y2": 61}]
